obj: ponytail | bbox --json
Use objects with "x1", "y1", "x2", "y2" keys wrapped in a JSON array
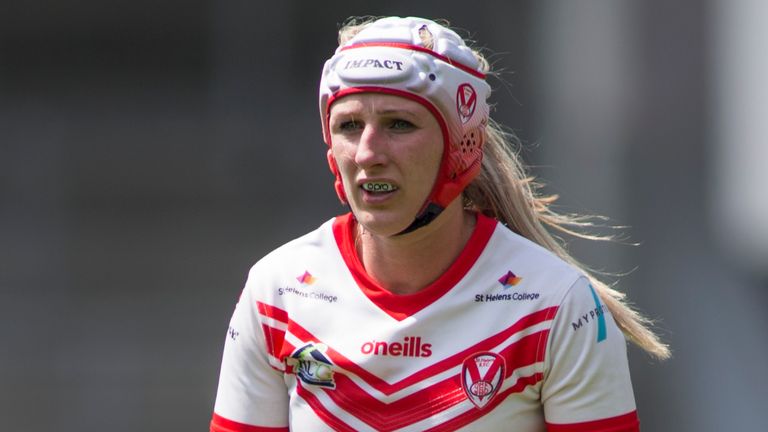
[{"x1": 465, "y1": 120, "x2": 670, "y2": 360}]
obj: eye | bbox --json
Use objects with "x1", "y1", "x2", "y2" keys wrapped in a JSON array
[
  {"x1": 390, "y1": 119, "x2": 415, "y2": 131},
  {"x1": 337, "y1": 120, "x2": 362, "y2": 132},
  {"x1": 331, "y1": 119, "x2": 363, "y2": 133}
]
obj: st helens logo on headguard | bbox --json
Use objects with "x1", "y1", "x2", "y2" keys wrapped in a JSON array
[
  {"x1": 456, "y1": 83, "x2": 478, "y2": 124},
  {"x1": 461, "y1": 352, "x2": 505, "y2": 409}
]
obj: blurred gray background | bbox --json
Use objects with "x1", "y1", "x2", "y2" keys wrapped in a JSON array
[{"x1": 2, "y1": 0, "x2": 766, "y2": 430}]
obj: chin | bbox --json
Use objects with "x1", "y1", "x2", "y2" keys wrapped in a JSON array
[{"x1": 352, "y1": 208, "x2": 413, "y2": 237}]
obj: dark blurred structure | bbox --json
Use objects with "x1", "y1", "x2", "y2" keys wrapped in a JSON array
[{"x1": 1, "y1": 1, "x2": 766, "y2": 431}]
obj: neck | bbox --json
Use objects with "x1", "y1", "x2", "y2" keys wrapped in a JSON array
[{"x1": 357, "y1": 200, "x2": 476, "y2": 295}]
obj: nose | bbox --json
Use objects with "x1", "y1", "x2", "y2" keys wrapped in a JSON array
[{"x1": 354, "y1": 124, "x2": 388, "y2": 168}]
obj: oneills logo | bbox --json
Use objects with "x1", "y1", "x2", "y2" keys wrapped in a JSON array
[
  {"x1": 360, "y1": 336, "x2": 432, "y2": 357},
  {"x1": 456, "y1": 83, "x2": 477, "y2": 124},
  {"x1": 461, "y1": 352, "x2": 505, "y2": 409}
]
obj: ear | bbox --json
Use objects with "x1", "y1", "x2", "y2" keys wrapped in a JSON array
[
  {"x1": 326, "y1": 148, "x2": 338, "y2": 174},
  {"x1": 326, "y1": 149, "x2": 348, "y2": 205}
]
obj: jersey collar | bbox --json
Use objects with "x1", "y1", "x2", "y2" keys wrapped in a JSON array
[{"x1": 332, "y1": 212, "x2": 497, "y2": 320}]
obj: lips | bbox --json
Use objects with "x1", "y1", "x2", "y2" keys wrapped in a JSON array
[{"x1": 357, "y1": 179, "x2": 399, "y2": 204}]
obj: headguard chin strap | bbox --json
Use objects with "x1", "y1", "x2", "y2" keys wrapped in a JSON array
[
  {"x1": 319, "y1": 17, "x2": 491, "y2": 235},
  {"x1": 397, "y1": 203, "x2": 445, "y2": 235}
]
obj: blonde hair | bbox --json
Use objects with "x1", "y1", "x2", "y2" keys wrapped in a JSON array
[{"x1": 338, "y1": 17, "x2": 670, "y2": 360}]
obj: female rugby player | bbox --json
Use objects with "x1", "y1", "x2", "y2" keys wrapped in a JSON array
[{"x1": 211, "y1": 16, "x2": 668, "y2": 432}]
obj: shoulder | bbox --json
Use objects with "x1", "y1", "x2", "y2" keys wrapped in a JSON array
[
  {"x1": 484, "y1": 220, "x2": 584, "y2": 302},
  {"x1": 252, "y1": 216, "x2": 344, "y2": 269},
  {"x1": 484, "y1": 227, "x2": 613, "y2": 348},
  {"x1": 243, "y1": 217, "x2": 340, "y2": 297}
]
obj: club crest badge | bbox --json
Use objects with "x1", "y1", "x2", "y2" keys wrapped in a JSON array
[
  {"x1": 456, "y1": 83, "x2": 478, "y2": 124},
  {"x1": 461, "y1": 352, "x2": 506, "y2": 409}
]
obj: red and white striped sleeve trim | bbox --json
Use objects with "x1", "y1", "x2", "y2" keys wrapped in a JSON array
[
  {"x1": 210, "y1": 413, "x2": 288, "y2": 432},
  {"x1": 546, "y1": 410, "x2": 639, "y2": 432}
]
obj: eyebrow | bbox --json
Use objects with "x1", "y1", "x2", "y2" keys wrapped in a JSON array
[
  {"x1": 375, "y1": 108, "x2": 418, "y2": 116},
  {"x1": 331, "y1": 107, "x2": 420, "y2": 118}
]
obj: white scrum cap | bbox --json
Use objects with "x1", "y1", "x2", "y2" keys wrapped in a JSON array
[{"x1": 319, "y1": 17, "x2": 491, "y2": 233}]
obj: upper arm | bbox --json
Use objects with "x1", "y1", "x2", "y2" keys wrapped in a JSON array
[
  {"x1": 211, "y1": 280, "x2": 290, "y2": 431},
  {"x1": 541, "y1": 277, "x2": 639, "y2": 431}
]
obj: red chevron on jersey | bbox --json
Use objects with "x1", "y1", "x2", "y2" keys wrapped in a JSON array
[
  {"x1": 255, "y1": 302, "x2": 291, "y2": 371},
  {"x1": 256, "y1": 301, "x2": 288, "y2": 322},
  {"x1": 296, "y1": 382, "x2": 359, "y2": 432},
  {"x1": 307, "y1": 332, "x2": 549, "y2": 430},
  {"x1": 256, "y1": 301, "x2": 555, "y2": 395},
  {"x1": 254, "y1": 301, "x2": 555, "y2": 430},
  {"x1": 423, "y1": 373, "x2": 544, "y2": 432},
  {"x1": 295, "y1": 372, "x2": 547, "y2": 432}
]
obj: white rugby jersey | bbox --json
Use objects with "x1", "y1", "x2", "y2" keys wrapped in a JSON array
[{"x1": 211, "y1": 213, "x2": 639, "y2": 432}]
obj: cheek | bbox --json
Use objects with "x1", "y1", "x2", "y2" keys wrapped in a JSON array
[
  {"x1": 408, "y1": 141, "x2": 443, "y2": 177},
  {"x1": 330, "y1": 142, "x2": 356, "y2": 177}
]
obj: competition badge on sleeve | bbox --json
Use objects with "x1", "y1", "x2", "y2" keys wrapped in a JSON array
[
  {"x1": 461, "y1": 352, "x2": 505, "y2": 409},
  {"x1": 287, "y1": 343, "x2": 336, "y2": 389}
]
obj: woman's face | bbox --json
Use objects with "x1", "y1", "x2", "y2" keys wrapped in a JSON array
[{"x1": 329, "y1": 93, "x2": 443, "y2": 236}]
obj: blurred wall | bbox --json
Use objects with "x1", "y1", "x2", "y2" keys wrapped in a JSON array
[{"x1": 1, "y1": 1, "x2": 766, "y2": 430}]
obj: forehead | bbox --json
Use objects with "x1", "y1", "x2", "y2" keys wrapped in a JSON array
[{"x1": 329, "y1": 93, "x2": 432, "y2": 118}]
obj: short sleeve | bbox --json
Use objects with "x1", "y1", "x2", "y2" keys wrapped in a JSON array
[
  {"x1": 541, "y1": 277, "x2": 639, "y2": 431},
  {"x1": 210, "y1": 279, "x2": 290, "y2": 432}
]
